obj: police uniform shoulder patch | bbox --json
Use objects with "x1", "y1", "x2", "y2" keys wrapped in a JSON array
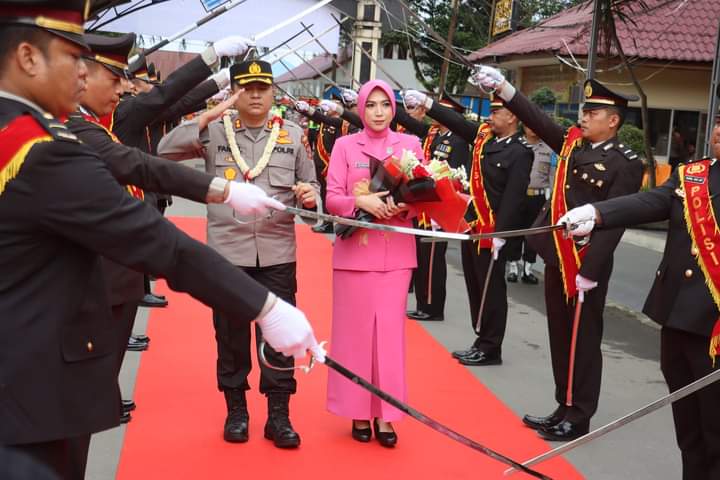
[
  {"x1": 615, "y1": 144, "x2": 639, "y2": 161},
  {"x1": 603, "y1": 142, "x2": 614, "y2": 151},
  {"x1": 518, "y1": 137, "x2": 533, "y2": 149}
]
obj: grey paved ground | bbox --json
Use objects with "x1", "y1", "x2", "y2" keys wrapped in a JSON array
[{"x1": 87, "y1": 179, "x2": 682, "y2": 479}]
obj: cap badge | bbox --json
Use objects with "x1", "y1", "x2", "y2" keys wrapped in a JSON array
[
  {"x1": 249, "y1": 62, "x2": 262, "y2": 75},
  {"x1": 584, "y1": 83, "x2": 593, "y2": 98}
]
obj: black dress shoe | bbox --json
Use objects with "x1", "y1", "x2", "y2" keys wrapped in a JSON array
[
  {"x1": 131, "y1": 334, "x2": 150, "y2": 344},
  {"x1": 122, "y1": 399, "x2": 136, "y2": 413},
  {"x1": 458, "y1": 350, "x2": 502, "y2": 366},
  {"x1": 139, "y1": 293, "x2": 168, "y2": 308},
  {"x1": 451, "y1": 346, "x2": 479, "y2": 359},
  {"x1": 538, "y1": 420, "x2": 589, "y2": 441},
  {"x1": 522, "y1": 407, "x2": 565, "y2": 431},
  {"x1": 506, "y1": 272, "x2": 518, "y2": 283},
  {"x1": 521, "y1": 273, "x2": 539, "y2": 285},
  {"x1": 120, "y1": 411, "x2": 132, "y2": 424},
  {"x1": 223, "y1": 390, "x2": 249, "y2": 443},
  {"x1": 351, "y1": 421, "x2": 372, "y2": 442},
  {"x1": 264, "y1": 393, "x2": 300, "y2": 448},
  {"x1": 373, "y1": 419, "x2": 397, "y2": 448},
  {"x1": 127, "y1": 336, "x2": 149, "y2": 352},
  {"x1": 408, "y1": 311, "x2": 444, "y2": 321}
]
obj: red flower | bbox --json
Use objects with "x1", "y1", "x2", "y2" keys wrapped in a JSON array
[
  {"x1": 271, "y1": 115, "x2": 284, "y2": 128},
  {"x1": 412, "y1": 164, "x2": 431, "y2": 179}
]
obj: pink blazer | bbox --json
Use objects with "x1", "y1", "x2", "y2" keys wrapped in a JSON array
[{"x1": 326, "y1": 129, "x2": 424, "y2": 272}]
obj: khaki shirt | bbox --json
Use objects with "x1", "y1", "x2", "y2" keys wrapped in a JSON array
[{"x1": 158, "y1": 113, "x2": 318, "y2": 267}]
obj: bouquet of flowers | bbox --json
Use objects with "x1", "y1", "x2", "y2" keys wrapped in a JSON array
[{"x1": 335, "y1": 149, "x2": 472, "y2": 239}]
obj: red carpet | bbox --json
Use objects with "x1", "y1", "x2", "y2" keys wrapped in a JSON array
[{"x1": 116, "y1": 217, "x2": 582, "y2": 480}]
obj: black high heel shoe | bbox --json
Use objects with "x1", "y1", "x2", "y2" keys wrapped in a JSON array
[
  {"x1": 373, "y1": 419, "x2": 397, "y2": 448},
  {"x1": 352, "y1": 420, "x2": 372, "y2": 442}
]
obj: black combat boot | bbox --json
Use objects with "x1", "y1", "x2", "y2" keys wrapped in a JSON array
[
  {"x1": 264, "y1": 393, "x2": 300, "y2": 448},
  {"x1": 223, "y1": 389, "x2": 249, "y2": 443}
]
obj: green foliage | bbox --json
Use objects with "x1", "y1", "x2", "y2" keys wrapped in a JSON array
[
  {"x1": 552, "y1": 115, "x2": 576, "y2": 130},
  {"x1": 618, "y1": 123, "x2": 645, "y2": 157},
  {"x1": 530, "y1": 87, "x2": 557, "y2": 107},
  {"x1": 518, "y1": 0, "x2": 587, "y2": 27}
]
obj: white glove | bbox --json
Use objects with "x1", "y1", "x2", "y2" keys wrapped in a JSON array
[
  {"x1": 492, "y1": 237, "x2": 506, "y2": 260},
  {"x1": 402, "y1": 89, "x2": 428, "y2": 109},
  {"x1": 341, "y1": 88, "x2": 358, "y2": 105},
  {"x1": 256, "y1": 297, "x2": 320, "y2": 359},
  {"x1": 558, "y1": 204, "x2": 597, "y2": 237},
  {"x1": 213, "y1": 36, "x2": 253, "y2": 58},
  {"x1": 319, "y1": 99, "x2": 339, "y2": 114},
  {"x1": 575, "y1": 274, "x2": 598, "y2": 301},
  {"x1": 295, "y1": 100, "x2": 311, "y2": 113},
  {"x1": 211, "y1": 68, "x2": 230, "y2": 90},
  {"x1": 470, "y1": 66, "x2": 516, "y2": 101},
  {"x1": 224, "y1": 181, "x2": 285, "y2": 215}
]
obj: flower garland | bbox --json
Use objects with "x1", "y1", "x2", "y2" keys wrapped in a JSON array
[{"x1": 223, "y1": 113, "x2": 283, "y2": 181}]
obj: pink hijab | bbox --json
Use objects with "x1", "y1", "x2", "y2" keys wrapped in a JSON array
[{"x1": 357, "y1": 79, "x2": 396, "y2": 139}]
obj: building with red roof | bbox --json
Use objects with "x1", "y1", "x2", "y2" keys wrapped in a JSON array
[{"x1": 469, "y1": 0, "x2": 720, "y2": 163}]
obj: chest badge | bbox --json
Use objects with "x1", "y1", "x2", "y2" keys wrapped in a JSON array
[
  {"x1": 594, "y1": 163, "x2": 606, "y2": 171},
  {"x1": 675, "y1": 188, "x2": 686, "y2": 198},
  {"x1": 224, "y1": 167, "x2": 237, "y2": 181},
  {"x1": 386, "y1": 147, "x2": 394, "y2": 155}
]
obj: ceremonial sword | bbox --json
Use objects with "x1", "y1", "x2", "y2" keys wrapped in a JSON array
[
  {"x1": 281, "y1": 206, "x2": 571, "y2": 241},
  {"x1": 504, "y1": 367, "x2": 720, "y2": 476},
  {"x1": 258, "y1": 342, "x2": 553, "y2": 480}
]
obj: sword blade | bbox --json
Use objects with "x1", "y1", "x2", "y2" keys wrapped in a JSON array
[
  {"x1": 565, "y1": 295, "x2": 584, "y2": 407},
  {"x1": 322, "y1": 356, "x2": 553, "y2": 480},
  {"x1": 419, "y1": 224, "x2": 569, "y2": 243},
  {"x1": 504, "y1": 368, "x2": 720, "y2": 476},
  {"x1": 253, "y1": 0, "x2": 334, "y2": 42},
  {"x1": 284, "y1": 206, "x2": 473, "y2": 241}
]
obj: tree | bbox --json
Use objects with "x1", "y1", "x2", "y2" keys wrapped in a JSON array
[
  {"x1": 383, "y1": 0, "x2": 491, "y2": 94},
  {"x1": 518, "y1": 0, "x2": 586, "y2": 27},
  {"x1": 595, "y1": 0, "x2": 655, "y2": 186}
]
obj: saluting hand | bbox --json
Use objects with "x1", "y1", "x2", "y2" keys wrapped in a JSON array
[
  {"x1": 198, "y1": 89, "x2": 242, "y2": 131},
  {"x1": 292, "y1": 182, "x2": 317, "y2": 208}
]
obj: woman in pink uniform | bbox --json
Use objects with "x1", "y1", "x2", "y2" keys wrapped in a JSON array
[{"x1": 325, "y1": 80, "x2": 424, "y2": 447}]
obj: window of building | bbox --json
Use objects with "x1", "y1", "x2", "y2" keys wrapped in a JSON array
[
  {"x1": 363, "y1": 4, "x2": 375, "y2": 21},
  {"x1": 625, "y1": 107, "x2": 672, "y2": 158},
  {"x1": 383, "y1": 43, "x2": 394, "y2": 59},
  {"x1": 397, "y1": 44, "x2": 407, "y2": 60}
]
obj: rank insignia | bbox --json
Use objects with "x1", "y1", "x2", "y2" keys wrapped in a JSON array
[
  {"x1": 224, "y1": 167, "x2": 237, "y2": 181},
  {"x1": 234, "y1": 119, "x2": 242, "y2": 130},
  {"x1": 675, "y1": 188, "x2": 686, "y2": 198},
  {"x1": 276, "y1": 129, "x2": 293, "y2": 145},
  {"x1": 594, "y1": 163, "x2": 606, "y2": 171}
]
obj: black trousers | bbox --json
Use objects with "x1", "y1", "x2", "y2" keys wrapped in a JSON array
[
  {"x1": 413, "y1": 236, "x2": 448, "y2": 317},
  {"x1": 544, "y1": 264, "x2": 611, "y2": 423},
  {"x1": 460, "y1": 242, "x2": 507, "y2": 355},
  {"x1": 214, "y1": 262, "x2": 297, "y2": 395},
  {"x1": 505, "y1": 194, "x2": 545, "y2": 264},
  {"x1": 312, "y1": 155, "x2": 328, "y2": 213},
  {"x1": 661, "y1": 327, "x2": 720, "y2": 480},
  {"x1": 111, "y1": 302, "x2": 139, "y2": 377},
  {"x1": 5, "y1": 434, "x2": 91, "y2": 480}
]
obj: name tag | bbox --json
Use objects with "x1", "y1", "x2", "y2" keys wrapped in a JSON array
[{"x1": 355, "y1": 161, "x2": 369, "y2": 168}]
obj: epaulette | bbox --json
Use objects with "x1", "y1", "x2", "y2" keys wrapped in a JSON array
[
  {"x1": 518, "y1": 136, "x2": 533, "y2": 149},
  {"x1": 28, "y1": 111, "x2": 79, "y2": 143},
  {"x1": 615, "y1": 143, "x2": 639, "y2": 161}
]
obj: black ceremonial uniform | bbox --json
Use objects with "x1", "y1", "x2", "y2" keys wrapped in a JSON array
[
  {"x1": 426, "y1": 100, "x2": 532, "y2": 361},
  {"x1": 412, "y1": 129, "x2": 470, "y2": 320},
  {"x1": 505, "y1": 81, "x2": 644, "y2": 435},
  {"x1": 0, "y1": 95, "x2": 268, "y2": 477},
  {"x1": 594, "y1": 159, "x2": 720, "y2": 480}
]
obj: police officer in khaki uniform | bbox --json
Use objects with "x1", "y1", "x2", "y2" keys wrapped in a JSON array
[{"x1": 159, "y1": 60, "x2": 319, "y2": 448}]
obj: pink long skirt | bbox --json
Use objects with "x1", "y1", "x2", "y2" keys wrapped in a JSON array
[{"x1": 326, "y1": 269, "x2": 412, "y2": 422}]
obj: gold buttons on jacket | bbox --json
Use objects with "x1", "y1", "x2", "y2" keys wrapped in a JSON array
[
  {"x1": 582, "y1": 173, "x2": 588, "y2": 180},
  {"x1": 656, "y1": 269, "x2": 661, "y2": 277},
  {"x1": 496, "y1": 163, "x2": 501, "y2": 167},
  {"x1": 691, "y1": 247, "x2": 699, "y2": 256},
  {"x1": 573, "y1": 169, "x2": 578, "y2": 174},
  {"x1": 87, "y1": 341, "x2": 94, "y2": 352},
  {"x1": 565, "y1": 184, "x2": 570, "y2": 190},
  {"x1": 596, "y1": 180, "x2": 604, "y2": 188},
  {"x1": 684, "y1": 269, "x2": 693, "y2": 278}
]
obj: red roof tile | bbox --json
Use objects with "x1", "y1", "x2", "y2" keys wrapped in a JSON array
[{"x1": 468, "y1": 0, "x2": 720, "y2": 64}]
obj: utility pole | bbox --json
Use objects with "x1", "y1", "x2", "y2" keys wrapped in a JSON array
[
  {"x1": 438, "y1": 0, "x2": 460, "y2": 95},
  {"x1": 705, "y1": 18, "x2": 720, "y2": 157},
  {"x1": 586, "y1": 0, "x2": 603, "y2": 80}
]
